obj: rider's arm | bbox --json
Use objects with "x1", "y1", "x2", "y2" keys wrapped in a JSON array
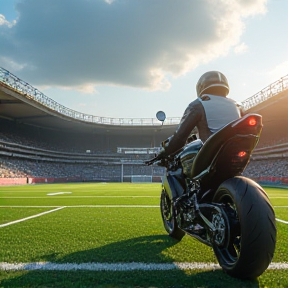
[{"x1": 164, "y1": 99, "x2": 202, "y2": 155}]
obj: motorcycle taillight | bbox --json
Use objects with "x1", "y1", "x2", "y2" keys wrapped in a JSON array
[
  {"x1": 237, "y1": 151, "x2": 247, "y2": 157},
  {"x1": 231, "y1": 114, "x2": 262, "y2": 132},
  {"x1": 232, "y1": 150, "x2": 249, "y2": 162},
  {"x1": 248, "y1": 117, "x2": 257, "y2": 126}
]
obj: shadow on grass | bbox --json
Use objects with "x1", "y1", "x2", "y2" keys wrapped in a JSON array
[{"x1": 1, "y1": 235, "x2": 260, "y2": 288}]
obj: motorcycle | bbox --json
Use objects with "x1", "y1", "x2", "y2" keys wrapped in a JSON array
[{"x1": 146, "y1": 112, "x2": 276, "y2": 279}]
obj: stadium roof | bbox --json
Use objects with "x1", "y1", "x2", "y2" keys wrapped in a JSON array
[
  {"x1": 247, "y1": 89, "x2": 288, "y2": 141},
  {"x1": 243, "y1": 74, "x2": 288, "y2": 142},
  {"x1": 0, "y1": 68, "x2": 178, "y2": 136},
  {"x1": 1, "y1": 67, "x2": 288, "y2": 138}
]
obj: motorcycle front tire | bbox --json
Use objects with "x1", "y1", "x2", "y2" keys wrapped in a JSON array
[
  {"x1": 160, "y1": 188, "x2": 185, "y2": 241},
  {"x1": 212, "y1": 176, "x2": 276, "y2": 279}
]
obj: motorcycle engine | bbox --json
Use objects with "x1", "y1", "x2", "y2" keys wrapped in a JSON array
[{"x1": 176, "y1": 195, "x2": 196, "y2": 229}]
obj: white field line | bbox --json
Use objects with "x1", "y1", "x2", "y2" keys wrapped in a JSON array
[
  {"x1": 0, "y1": 196, "x2": 159, "y2": 198},
  {"x1": 53, "y1": 205, "x2": 159, "y2": 208},
  {"x1": 276, "y1": 218, "x2": 288, "y2": 224},
  {"x1": 1, "y1": 195, "x2": 287, "y2": 198},
  {"x1": 1, "y1": 262, "x2": 288, "y2": 271},
  {"x1": 47, "y1": 192, "x2": 72, "y2": 196},
  {"x1": 1, "y1": 205, "x2": 288, "y2": 208},
  {"x1": 0, "y1": 206, "x2": 287, "y2": 223},
  {"x1": 0, "y1": 205, "x2": 159, "y2": 208},
  {"x1": 0, "y1": 207, "x2": 66, "y2": 228},
  {"x1": 0, "y1": 206, "x2": 62, "y2": 208}
]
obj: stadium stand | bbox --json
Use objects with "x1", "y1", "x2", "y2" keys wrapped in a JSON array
[
  {"x1": 0, "y1": 121, "x2": 165, "y2": 183},
  {"x1": 1, "y1": 67, "x2": 288, "y2": 185},
  {"x1": 0, "y1": 68, "x2": 169, "y2": 183},
  {"x1": 241, "y1": 75, "x2": 288, "y2": 185}
]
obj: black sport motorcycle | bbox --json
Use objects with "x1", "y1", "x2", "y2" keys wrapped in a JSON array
[{"x1": 146, "y1": 112, "x2": 276, "y2": 279}]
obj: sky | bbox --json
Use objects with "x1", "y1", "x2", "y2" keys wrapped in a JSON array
[{"x1": 0, "y1": 0, "x2": 288, "y2": 119}]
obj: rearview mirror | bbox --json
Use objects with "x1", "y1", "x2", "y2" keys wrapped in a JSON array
[{"x1": 156, "y1": 111, "x2": 166, "y2": 122}]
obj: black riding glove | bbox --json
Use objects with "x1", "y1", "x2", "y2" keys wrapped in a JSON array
[{"x1": 157, "y1": 148, "x2": 167, "y2": 159}]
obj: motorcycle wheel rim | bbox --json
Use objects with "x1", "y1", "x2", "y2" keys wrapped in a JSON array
[
  {"x1": 214, "y1": 193, "x2": 241, "y2": 267},
  {"x1": 161, "y1": 191, "x2": 174, "y2": 233}
]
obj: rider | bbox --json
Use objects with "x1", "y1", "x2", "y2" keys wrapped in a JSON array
[{"x1": 161, "y1": 71, "x2": 243, "y2": 156}]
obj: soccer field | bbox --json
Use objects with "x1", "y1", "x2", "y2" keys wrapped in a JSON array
[{"x1": 0, "y1": 183, "x2": 288, "y2": 288}]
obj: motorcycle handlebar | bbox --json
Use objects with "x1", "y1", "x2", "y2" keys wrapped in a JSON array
[
  {"x1": 144, "y1": 155, "x2": 161, "y2": 166},
  {"x1": 145, "y1": 147, "x2": 181, "y2": 167}
]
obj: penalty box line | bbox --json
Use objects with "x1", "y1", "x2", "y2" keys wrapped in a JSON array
[
  {"x1": 0, "y1": 206, "x2": 66, "y2": 228},
  {"x1": 1, "y1": 262, "x2": 288, "y2": 271}
]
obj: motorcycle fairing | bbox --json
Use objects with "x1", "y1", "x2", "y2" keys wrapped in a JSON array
[
  {"x1": 179, "y1": 139, "x2": 203, "y2": 176},
  {"x1": 163, "y1": 170, "x2": 186, "y2": 200}
]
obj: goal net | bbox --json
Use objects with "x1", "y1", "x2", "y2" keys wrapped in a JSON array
[{"x1": 131, "y1": 175, "x2": 153, "y2": 183}]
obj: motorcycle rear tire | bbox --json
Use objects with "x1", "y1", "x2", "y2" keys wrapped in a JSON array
[
  {"x1": 160, "y1": 189, "x2": 185, "y2": 241},
  {"x1": 213, "y1": 176, "x2": 276, "y2": 279}
]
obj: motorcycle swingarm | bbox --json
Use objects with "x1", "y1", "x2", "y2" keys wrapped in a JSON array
[{"x1": 180, "y1": 198, "x2": 229, "y2": 247}]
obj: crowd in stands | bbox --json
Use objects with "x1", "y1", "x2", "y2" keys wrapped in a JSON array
[
  {"x1": 243, "y1": 159, "x2": 288, "y2": 178},
  {"x1": 1, "y1": 117, "x2": 288, "y2": 183},
  {"x1": 0, "y1": 117, "x2": 167, "y2": 182},
  {"x1": 3, "y1": 155, "x2": 288, "y2": 181},
  {"x1": 0, "y1": 157, "x2": 165, "y2": 181},
  {"x1": 1, "y1": 157, "x2": 102, "y2": 179},
  {"x1": 256, "y1": 137, "x2": 288, "y2": 149},
  {"x1": 0, "y1": 126, "x2": 105, "y2": 154},
  {"x1": 0, "y1": 158, "x2": 27, "y2": 178},
  {"x1": 0, "y1": 118, "x2": 160, "y2": 155}
]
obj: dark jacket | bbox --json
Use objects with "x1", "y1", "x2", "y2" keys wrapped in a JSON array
[{"x1": 165, "y1": 94, "x2": 242, "y2": 155}]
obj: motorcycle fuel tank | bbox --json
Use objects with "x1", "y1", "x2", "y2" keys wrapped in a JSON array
[{"x1": 179, "y1": 139, "x2": 203, "y2": 176}]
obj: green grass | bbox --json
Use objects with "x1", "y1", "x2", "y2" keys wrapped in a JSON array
[
  {"x1": 0, "y1": 183, "x2": 288, "y2": 288},
  {"x1": 274, "y1": 208, "x2": 288, "y2": 221}
]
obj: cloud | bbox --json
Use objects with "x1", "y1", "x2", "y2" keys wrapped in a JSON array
[
  {"x1": 0, "y1": 56, "x2": 25, "y2": 71},
  {"x1": 61, "y1": 83, "x2": 99, "y2": 94},
  {"x1": 0, "y1": 0, "x2": 267, "y2": 91},
  {"x1": 0, "y1": 14, "x2": 15, "y2": 27},
  {"x1": 235, "y1": 0, "x2": 267, "y2": 16},
  {"x1": 234, "y1": 42, "x2": 248, "y2": 54}
]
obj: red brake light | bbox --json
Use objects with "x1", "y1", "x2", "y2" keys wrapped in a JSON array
[
  {"x1": 248, "y1": 117, "x2": 257, "y2": 126},
  {"x1": 238, "y1": 151, "x2": 247, "y2": 157}
]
